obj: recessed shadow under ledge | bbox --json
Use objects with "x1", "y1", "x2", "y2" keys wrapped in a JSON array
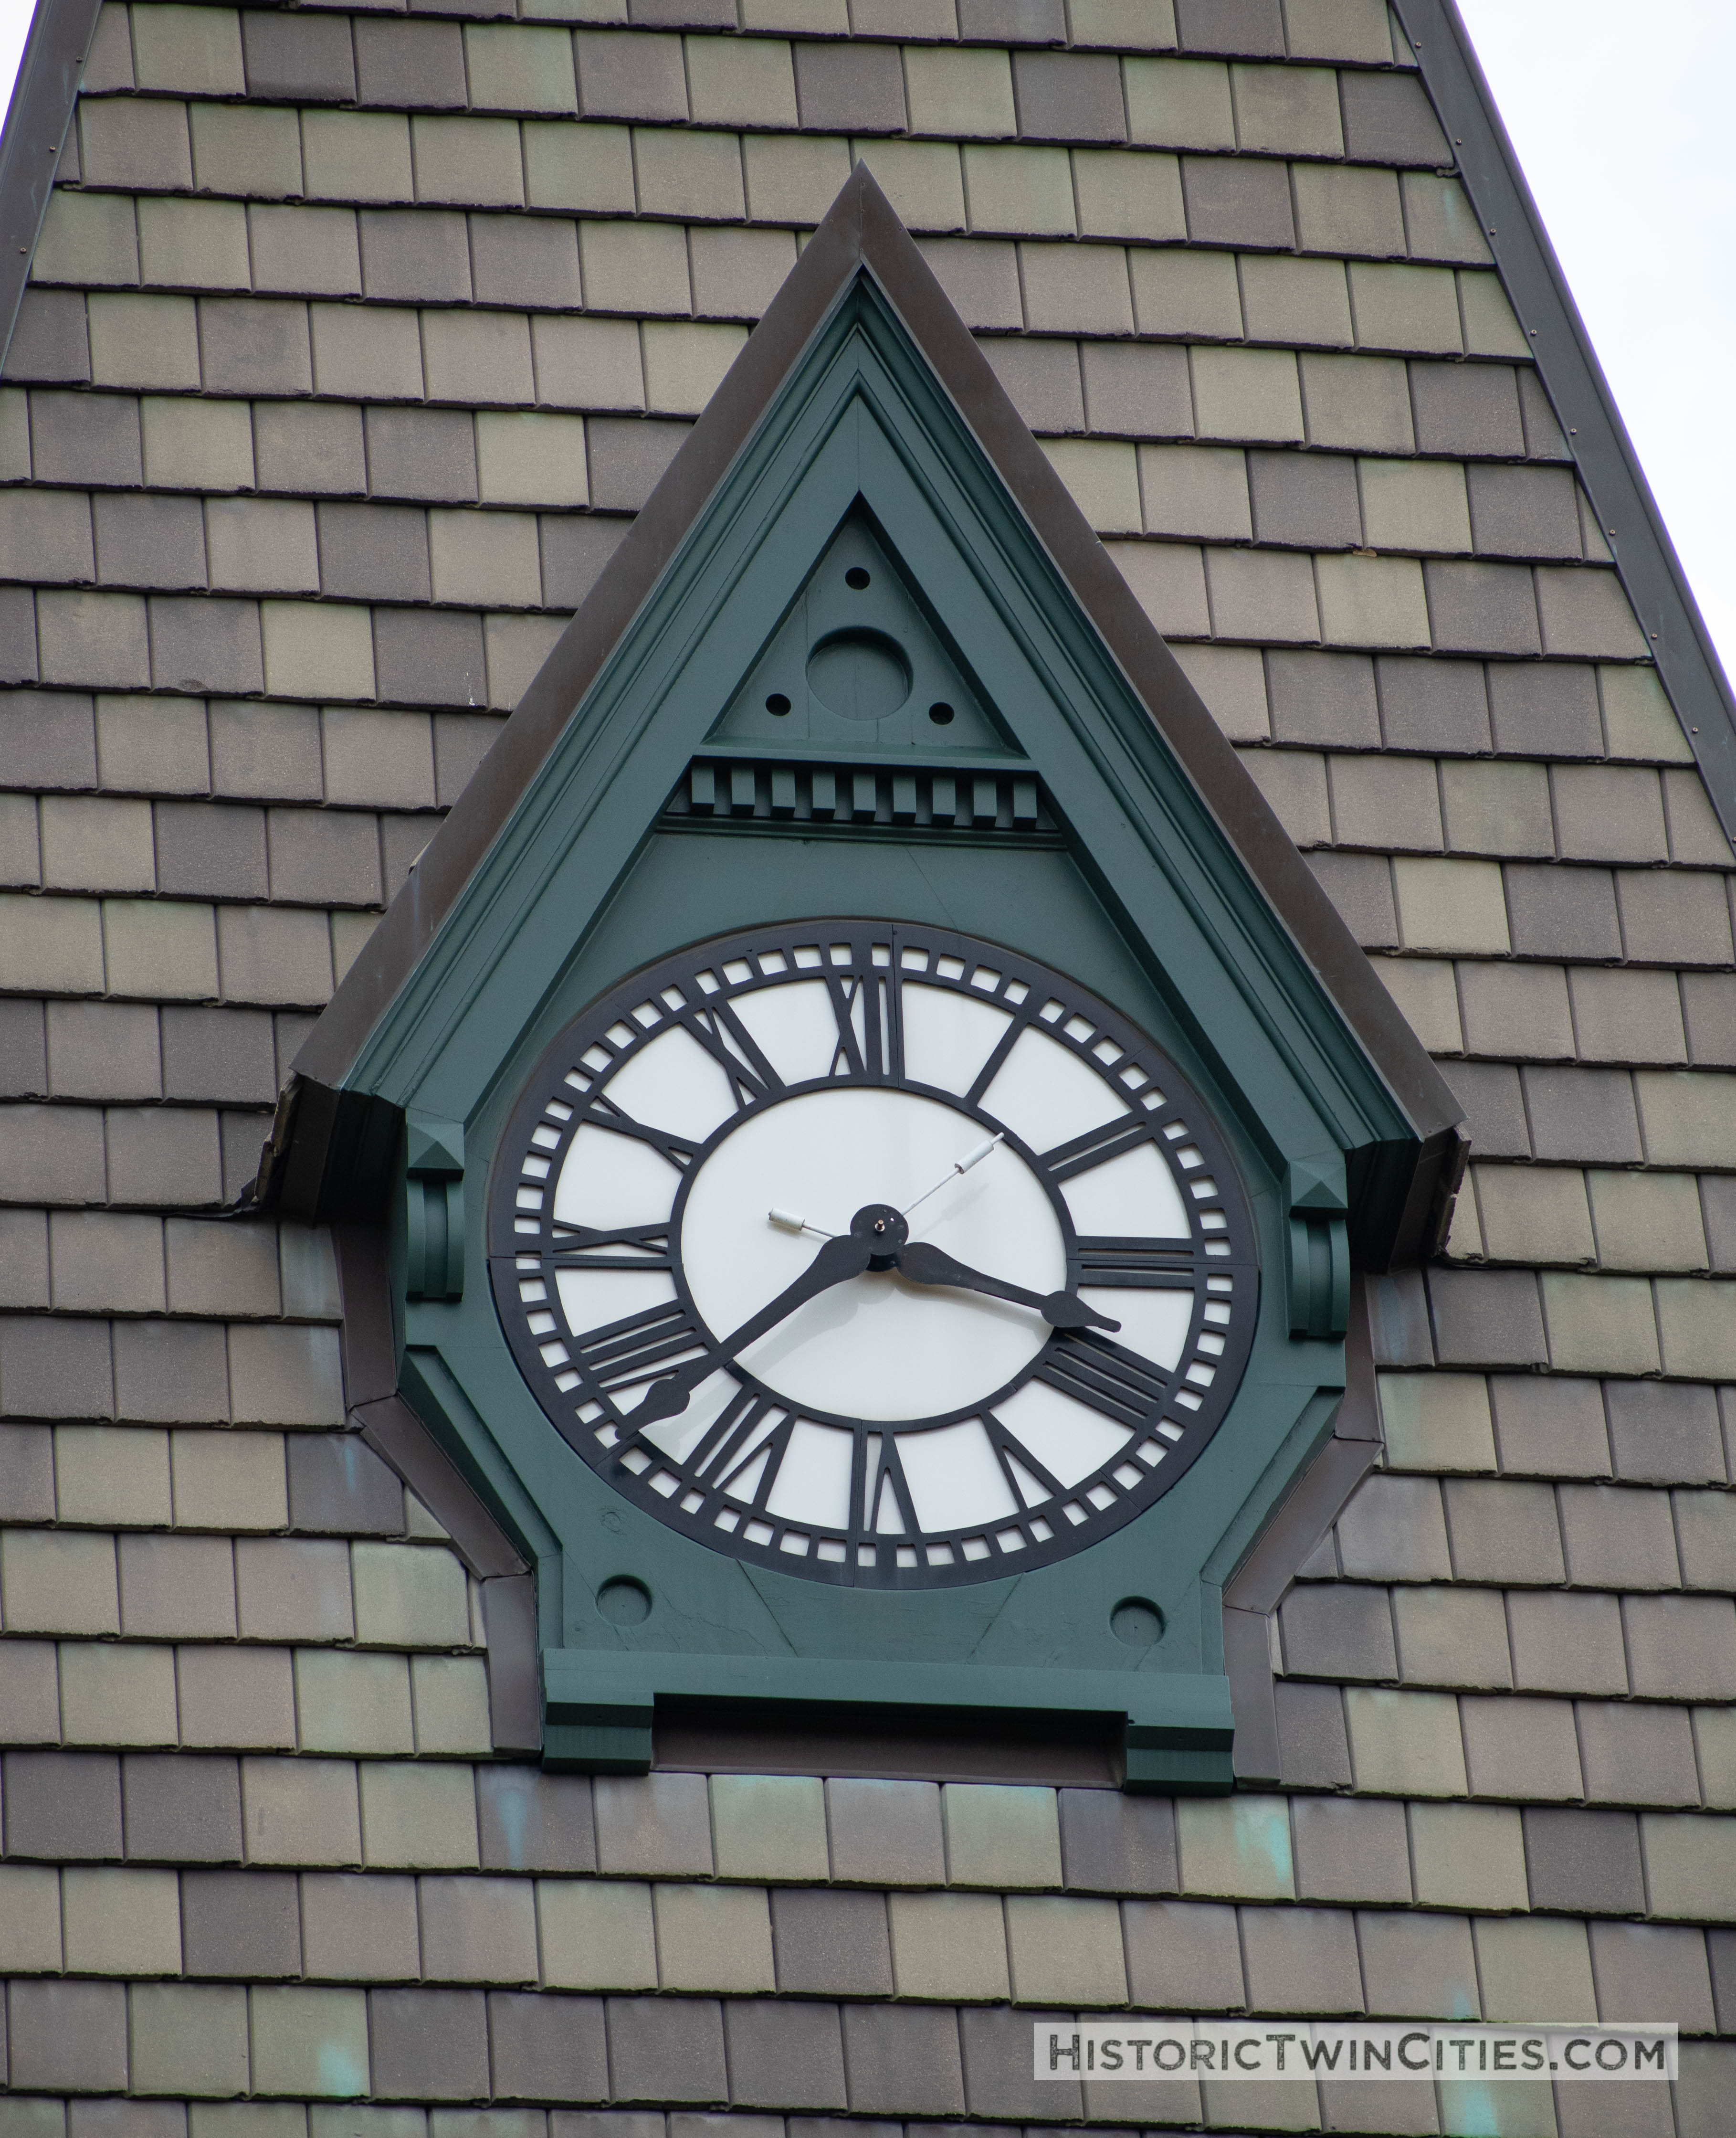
[{"x1": 653, "y1": 1696, "x2": 1123, "y2": 1790}]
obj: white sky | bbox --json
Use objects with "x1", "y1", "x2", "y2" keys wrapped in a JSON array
[
  {"x1": 0, "y1": 0, "x2": 1729, "y2": 686},
  {"x1": 1456, "y1": 0, "x2": 1736, "y2": 686}
]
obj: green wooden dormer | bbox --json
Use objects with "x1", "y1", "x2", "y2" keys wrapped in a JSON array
[{"x1": 262, "y1": 169, "x2": 1465, "y2": 1792}]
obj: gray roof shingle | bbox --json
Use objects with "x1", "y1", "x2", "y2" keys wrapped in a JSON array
[{"x1": 0, "y1": 0, "x2": 1733, "y2": 2098}]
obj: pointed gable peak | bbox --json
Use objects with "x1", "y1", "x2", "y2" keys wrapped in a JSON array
[{"x1": 274, "y1": 165, "x2": 1462, "y2": 1268}]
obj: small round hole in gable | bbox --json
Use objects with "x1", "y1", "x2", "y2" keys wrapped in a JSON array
[
  {"x1": 807, "y1": 629, "x2": 911, "y2": 721},
  {"x1": 597, "y1": 1577, "x2": 652, "y2": 1626},
  {"x1": 1111, "y1": 1597, "x2": 1164, "y2": 1648}
]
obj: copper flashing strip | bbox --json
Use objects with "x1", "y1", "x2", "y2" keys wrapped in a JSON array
[
  {"x1": 330, "y1": 1223, "x2": 537, "y2": 1751},
  {"x1": 1397, "y1": 0, "x2": 1736, "y2": 841},
  {"x1": 331, "y1": 1225, "x2": 526, "y2": 1582},
  {"x1": 1222, "y1": 1272, "x2": 1383, "y2": 1786},
  {"x1": 480, "y1": 1571, "x2": 541, "y2": 1756},
  {"x1": 0, "y1": 0, "x2": 104, "y2": 369}
]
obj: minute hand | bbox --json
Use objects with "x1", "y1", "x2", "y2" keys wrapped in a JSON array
[
  {"x1": 627, "y1": 1229, "x2": 875, "y2": 1425},
  {"x1": 894, "y1": 1240, "x2": 1120, "y2": 1333}
]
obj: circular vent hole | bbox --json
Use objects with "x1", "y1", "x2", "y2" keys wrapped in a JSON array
[
  {"x1": 765, "y1": 693, "x2": 791, "y2": 715},
  {"x1": 844, "y1": 566, "x2": 871, "y2": 590},
  {"x1": 806, "y1": 629, "x2": 911, "y2": 721},
  {"x1": 929, "y1": 701, "x2": 955, "y2": 726},
  {"x1": 1111, "y1": 1597, "x2": 1165, "y2": 1648},
  {"x1": 597, "y1": 1577, "x2": 652, "y2": 1626}
]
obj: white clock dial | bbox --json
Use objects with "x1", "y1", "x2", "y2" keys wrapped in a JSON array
[
  {"x1": 491, "y1": 922, "x2": 1258, "y2": 1588},
  {"x1": 680, "y1": 1086, "x2": 1066, "y2": 1422}
]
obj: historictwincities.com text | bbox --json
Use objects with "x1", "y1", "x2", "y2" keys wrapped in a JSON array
[{"x1": 1035, "y1": 2020, "x2": 1676, "y2": 2082}]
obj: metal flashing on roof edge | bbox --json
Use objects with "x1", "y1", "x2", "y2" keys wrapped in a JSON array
[
  {"x1": 0, "y1": 0, "x2": 103, "y2": 368},
  {"x1": 330, "y1": 1222, "x2": 542, "y2": 1756},
  {"x1": 1222, "y1": 1271, "x2": 1384, "y2": 1786},
  {"x1": 1396, "y1": 0, "x2": 1736, "y2": 845}
]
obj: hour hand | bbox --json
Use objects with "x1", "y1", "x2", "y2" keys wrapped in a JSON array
[{"x1": 894, "y1": 1239, "x2": 1120, "y2": 1333}]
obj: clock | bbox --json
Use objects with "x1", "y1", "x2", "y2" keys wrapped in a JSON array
[{"x1": 489, "y1": 921, "x2": 1257, "y2": 1588}]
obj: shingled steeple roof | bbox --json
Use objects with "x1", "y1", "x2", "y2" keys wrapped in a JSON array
[{"x1": 0, "y1": 0, "x2": 1733, "y2": 2123}]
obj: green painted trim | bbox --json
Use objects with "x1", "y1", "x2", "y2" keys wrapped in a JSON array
[
  {"x1": 541, "y1": 1648, "x2": 1235, "y2": 1794},
  {"x1": 1125, "y1": 1745, "x2": 1234, "y2": 1794},
  {"x1": 400, "y1": 1345, "x2": 565, "y2": 1652},
  {"x1": 337, "y1": 277, "x2": 1421, "y2": 1248},
  {"x1": 380, "y1": 818, "x2": 1353, "y2": 1785},
  {"x1": 308, "y1": 242, "x2": 1448, "y2": 1789},
  {"x1": 665, "y1": 755, "x2": 1061, "y2": 841},
  {"x1": 1202, "y1": 1391, "x2": 1345, "y2": 1596}
]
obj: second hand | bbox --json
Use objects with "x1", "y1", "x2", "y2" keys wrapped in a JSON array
[
  {"x1": 767, "y1": 1132, "x2": 1005, "y2": 1241},
  {"x1": 902, "y1": 1131, "x2": 1003, "y2": 1219}
]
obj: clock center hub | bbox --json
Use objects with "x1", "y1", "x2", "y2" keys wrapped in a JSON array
[
  {"x1": 851, "y1": 1202, "x2": 909, "y2": 1269},
  {"x1": 678, "y1": 1085, "x2": 1067, "y2": 1424}
]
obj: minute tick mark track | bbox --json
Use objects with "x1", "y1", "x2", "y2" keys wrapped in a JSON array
[{"x1": 490, "y1": 919, "x2": 1258, "y2": 1588}]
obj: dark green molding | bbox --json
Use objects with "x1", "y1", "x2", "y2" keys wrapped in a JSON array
[
  {"x1": 266, "y1": 169, "x2": 1463, "y2": 1785},
  {"x1": 666, "y1": 754, "x2": 1060, "y2": 842},
  {"x1": 404, "y1": 1113, "x2": 464, "y2": 1304}
]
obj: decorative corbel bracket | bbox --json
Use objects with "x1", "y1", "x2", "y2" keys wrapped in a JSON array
[
  {"x1": 405, "y1": 1111, "x2": 465, "y2": 1302},
  {"x1": 1286, "y1": 1156, "x2": 1350, "y2": 1341}
]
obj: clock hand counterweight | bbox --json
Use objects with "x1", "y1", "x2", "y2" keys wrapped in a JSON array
[
  {"x1": 902, "y1": 1131, "x2": 1003, "y2": 1218},
  {"x1": 767, "y1": 1207, "x2": 835, "y2": 1239},
  {"x1": 894, "y1": 1238, "x2": 1120, "y2": 1333}
]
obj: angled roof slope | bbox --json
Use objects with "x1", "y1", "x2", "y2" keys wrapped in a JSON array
[{"x1": 0, "y1": 0, "x2": 1732, "y2": 2121}]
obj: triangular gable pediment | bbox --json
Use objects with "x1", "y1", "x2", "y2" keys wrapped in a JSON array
[
  {"x1": 275, "y1": 167, "x2": 1462, "y2": 1269},
  {"x1": 712, "y1": 508, "x2": 1012, "y2": 755}
]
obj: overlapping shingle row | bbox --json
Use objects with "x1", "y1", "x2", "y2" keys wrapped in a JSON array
[
  {"x1": 1, "y1": 0, "x2": 1733, "y2": 2131},
  {"x1": 4, "y1": 1770, "x2": 1735, "y2": 2111}
]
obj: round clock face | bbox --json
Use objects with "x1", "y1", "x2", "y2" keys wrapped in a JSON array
[{"x1": 489, "y1": 921, "x2": 1258, "y2": 1588}]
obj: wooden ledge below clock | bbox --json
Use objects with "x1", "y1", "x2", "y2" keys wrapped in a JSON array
[{"x1": 540, "y1": 1649, "x2": 1235, "y2": 1796}]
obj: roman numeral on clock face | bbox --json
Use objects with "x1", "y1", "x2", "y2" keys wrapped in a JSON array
[
  {"x1": 1038, "y1": 1116, "x2": 1155, "y2": 1181},
  {"x1": 819, "y1": 957, "x2": 905, "y2": 1082},
  {"x1": 1074, "y1": 1236, "x2": 1196, "y2": 1285},
  {"x1": 573, "y1": 1302, "x2": 709, "y2": 1395},
  {"x1": 669, "y1": 1001, "x2": 788, "y2": 1111},
  {"x1": 860, "y1": 1430, "x2": 921, "y2": 1539},
  {"x1": 980, "y1": 1411, "x2": 1067, "y2": 1505},
  {"x1": 548, "y1": 1222, "x2": 673, "y2": 1272},
  {"x1": 584, "y1": 1099, "x2": 703, "y2": 1171},
  {"x1": 1035, "y1": 1334, "x2": 1170, "y2": 1429}
]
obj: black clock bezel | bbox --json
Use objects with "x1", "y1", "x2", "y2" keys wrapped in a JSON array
[{"x1": 488, "y1": 920, "x2": 1260, "y2": 1590}]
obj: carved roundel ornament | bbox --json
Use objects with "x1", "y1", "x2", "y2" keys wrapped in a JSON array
[{"x1": 489, "y1": 921, "x2": 1259, "y2": 1588}]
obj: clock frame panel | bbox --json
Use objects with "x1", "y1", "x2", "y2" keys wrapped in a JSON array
[{"x1": 488, "y1": 919, "x2": 1259, "y2": 1591}]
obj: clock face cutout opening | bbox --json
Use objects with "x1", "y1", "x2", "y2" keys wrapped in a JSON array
[{"x1": 489, "y1": 921, "x2": 1260, "y2": 1590}]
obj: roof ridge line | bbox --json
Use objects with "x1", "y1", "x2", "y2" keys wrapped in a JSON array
[{"x1": 0, "y1": 0, "x2": 102, "y2": 372}]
